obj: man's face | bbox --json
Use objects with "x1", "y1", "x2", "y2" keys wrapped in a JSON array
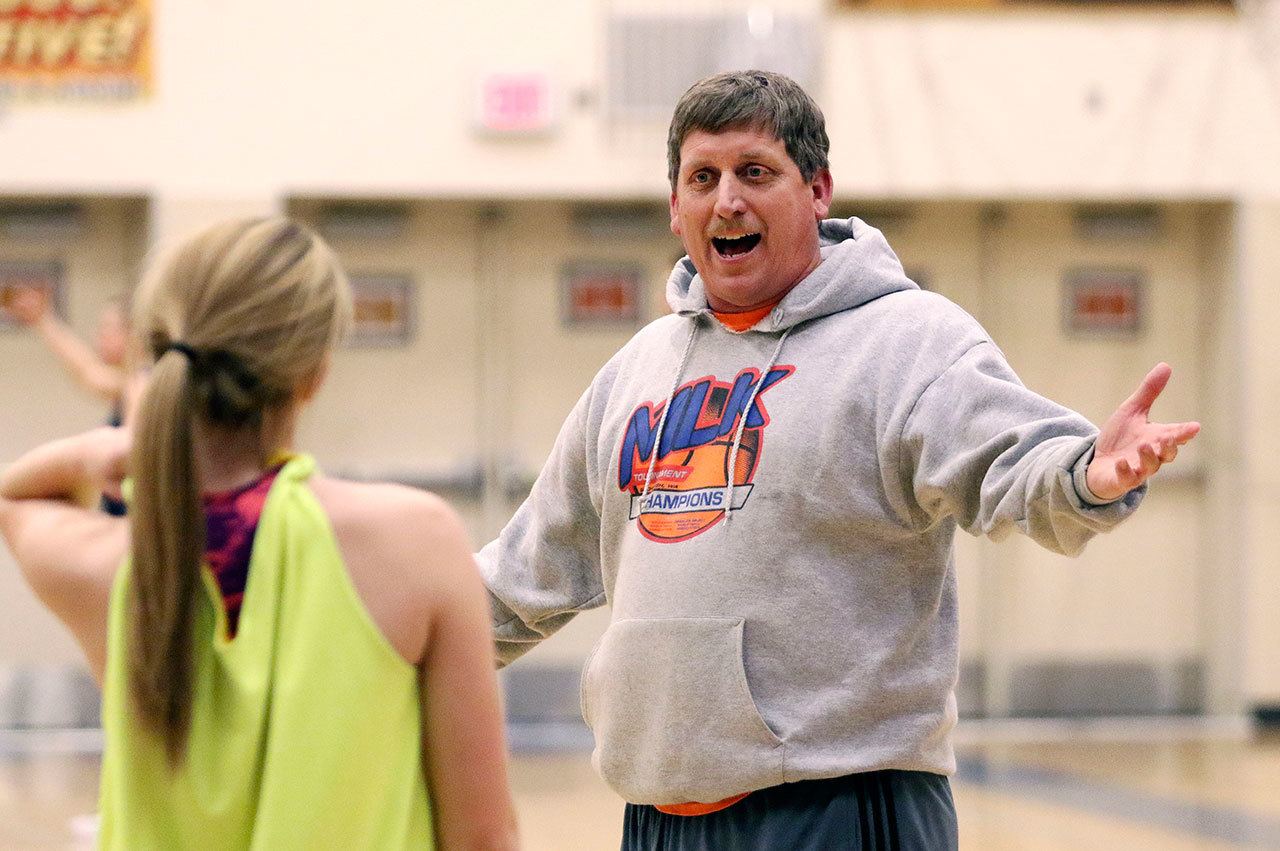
[{"x1": 670, "y1": 126, "x2": 832, "y2": 313}]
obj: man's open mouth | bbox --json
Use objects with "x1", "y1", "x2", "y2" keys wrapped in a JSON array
[{"x1": 711, "y1": 233, "x2": 762, "y2": 259}]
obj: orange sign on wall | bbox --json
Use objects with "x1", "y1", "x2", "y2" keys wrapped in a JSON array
[
  {"x1": 0, "y1": 0, "x2": 151, "y2": 102},
  {"x1": 563, "y1": 263, "x2": 643, "y2": 326},
  {"x1": 1063, "y1": 269, "x2": 1144, "y2": 336},
  {"x1": 0, "y1": 260, "x2": 63, "y2": 331}
]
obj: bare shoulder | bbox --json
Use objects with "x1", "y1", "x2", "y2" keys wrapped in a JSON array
[
  {"x1": 308, "y1": 476, "x2": 472, "y2": 558},
  {"x1": 305, "y1": 475, "x2": 479, "y2": 665}
]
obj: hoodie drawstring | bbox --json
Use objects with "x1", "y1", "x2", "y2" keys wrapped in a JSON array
[
  {"x1": 640, "y1": 321, "x2": 699, "y2": 504},
  {"x1": 638, "y1": 317, "x2": 792, "y2": 533},
  {"x1": 724, "y1": 327, "x2": 790, "y2": 528}
]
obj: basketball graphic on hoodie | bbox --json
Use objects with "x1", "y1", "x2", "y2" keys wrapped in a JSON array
[{"x1": 618, "y1": 367, "x2": 792, "y2": 543}]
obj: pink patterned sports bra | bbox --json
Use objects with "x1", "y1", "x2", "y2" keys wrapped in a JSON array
[{"x1": 201, "y1": 466, "x2": 282, "y2": 637}]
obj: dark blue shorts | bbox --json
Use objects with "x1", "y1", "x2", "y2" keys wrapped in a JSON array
[{"x1": 622, "y1": 770, "x2": 957, "y2": 851}]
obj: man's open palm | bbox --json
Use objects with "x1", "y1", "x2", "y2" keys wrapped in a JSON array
[{"x1": 1085, "y1": 363, "x2": 1201, "y2": 502}]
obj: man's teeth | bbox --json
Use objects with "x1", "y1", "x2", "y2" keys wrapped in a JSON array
[{"x1": 712, "y1": 233, "x2": 762, "y2": 256}]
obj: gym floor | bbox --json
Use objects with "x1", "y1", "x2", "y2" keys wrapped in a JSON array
[{"x1": 3, "y1": 728, "x2": 1278, "y2": 849}]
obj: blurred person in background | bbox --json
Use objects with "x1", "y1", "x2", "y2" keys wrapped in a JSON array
[
  {"x1": 3, "y1": 287, "x2": 130, "y2": 515},
  {"x1": 0, "y1": 218, "x2": 519, "y2": 851},
  {"x1": 478, "y1": 70, "x2": 1199, "y2": 850}
]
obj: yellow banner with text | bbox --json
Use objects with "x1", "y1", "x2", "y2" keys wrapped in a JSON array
[{"x1": 0, "y1": 0, "x2": 150, "y2": 102}]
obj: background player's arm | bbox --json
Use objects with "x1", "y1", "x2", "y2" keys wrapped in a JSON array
[
  {"x1": 0, "y1": 428, "x2": 130, "y2": 681},
  {"x1": 411, "y1": 500, "x2": 521, "y2": 851},
  {"x1": 5, "y1": 287, "x2": 125, "y2": 402}
]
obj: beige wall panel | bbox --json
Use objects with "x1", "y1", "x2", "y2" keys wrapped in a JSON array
[
  {"x1": 0, "y1": 200, "x2": 144, "y2": 451},
  {"x1": 982, "y1": 202, "x2": 1206, "y2": 662},
  {"x1": 986, "y1": 204, "x2": 1203, "y2": 427},
  {"x1": 0, "y1": 198, "x2": 145, "y2": 668},
  {"x1": 997, "y1": 487, "x2": 1203, "y2": 659},
  {"x1": 0, "y1": 570, "x2": 83, "y2": 668},
  {"x1": 1236, "y1": 202, "x2": 1280, "y2": 704},
  {"x1": 1238, "y1": 204, "x2": 1280, "y2": 488},
  {"x1": 824, "y1": 15, "x2": 1261, "y2": 197},
  {"x1": 1195, "y1": 205, "x2": 1242, "y2": 712},
  {"x1": 837, "y1": 202, "x2": 987, "y2": 315},
  {"x1": 1242, "y1": 488, "x2": 1280, "y2": 703},
  {"x1": 148, "y1": 196, "x2": 281, "y2": 249},
  {"x1": 286, "y1": 201, "x2": 489, "y2": 538},
  {"x1": 499, "y1": 203, "x2": 681, "y2": 473},
  {"x1": 293, "y1": 201, "x2": 484, "y2": 476}
]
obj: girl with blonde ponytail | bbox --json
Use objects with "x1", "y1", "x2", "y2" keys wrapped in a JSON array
[{"x1": 0, "y1": 217, "x2": 519, "y2": 850}]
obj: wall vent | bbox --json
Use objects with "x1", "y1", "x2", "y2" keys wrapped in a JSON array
[{"x1": 607, "y1": 13, "x2": 821, "y2": 121}]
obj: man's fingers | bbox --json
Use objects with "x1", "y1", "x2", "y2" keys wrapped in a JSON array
[
  {"x1": 1149, "y1": 421, "x2": 1200, "y2": 447},
  {"x1": 1125, "y1": 362, "x2": 1172, "y2": 414},
  {"x1": 1158, "y1": 441, "x2": 1178, "y2": 464},
  {"x1": 1137, "y1": 443, "x2": 1161, "y2": 476}
]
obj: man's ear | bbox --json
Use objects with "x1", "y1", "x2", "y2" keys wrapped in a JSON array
[
  {"x1": 811, "y1": 169, "x2": 834, "y2": 219},
  {"x1": 669, "y1": 191, "x2": 683, "y2": 237}
]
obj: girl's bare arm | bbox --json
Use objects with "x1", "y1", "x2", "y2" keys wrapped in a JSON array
[
  {"x1": 0, "y1": 428, "x2": 130, "y2": 681},
  {"x1": 412, "y1": 500, "x2": 521, "y2": 851}
]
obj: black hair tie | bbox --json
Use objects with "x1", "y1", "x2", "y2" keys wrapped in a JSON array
[
  {"x1": 162, "y1": 341, "x2": 201, "y2": 363},
  {"x1": 159, "y1": 341, "x2": 253, "y2": 386},
  {"x1": 156, "y1": 339, "x2": 264, "y2": 410}
]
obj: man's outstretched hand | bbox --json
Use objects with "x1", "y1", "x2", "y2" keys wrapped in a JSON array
[{"x1": 1085, "y1": 363, "x2": 1201, "y2": 503}]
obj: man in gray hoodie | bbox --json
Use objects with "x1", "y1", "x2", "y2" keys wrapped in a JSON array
[{"x1": 478, "y1": 70, "x2": 1200, "y2": 850}]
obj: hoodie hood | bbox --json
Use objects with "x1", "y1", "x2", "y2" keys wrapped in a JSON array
[{"x1": 665, "y1": 216, "x2": 918, "y2": 331}]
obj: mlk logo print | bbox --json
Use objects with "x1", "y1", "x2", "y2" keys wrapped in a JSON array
[{"x1": 618, "y1": 366, "x2": 794, "y2": 542}]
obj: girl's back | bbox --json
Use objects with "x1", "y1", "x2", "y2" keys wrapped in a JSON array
[
  {"x1": 99, "y1": 456, "x2": 442, "y2": 849},
  {"x1": 0, "y1": 217, "x2": 518, "y2": 851}
]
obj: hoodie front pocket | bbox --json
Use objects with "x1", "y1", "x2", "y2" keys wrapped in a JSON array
[{"x1": 579, "y1": 616, "x2": 784, "y2": 805}]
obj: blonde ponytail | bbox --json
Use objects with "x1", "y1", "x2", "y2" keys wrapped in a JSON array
[
  {"x1": 126, "y1": 217, "x2": 351, "y2": 764},
  {"x1": 126, "y1": 352, "x2": 203, "y2": 764}
]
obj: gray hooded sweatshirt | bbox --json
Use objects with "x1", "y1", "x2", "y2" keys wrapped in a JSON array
[{"x1": 478, "y1": 217, "x2": 1142, "y2": 806}]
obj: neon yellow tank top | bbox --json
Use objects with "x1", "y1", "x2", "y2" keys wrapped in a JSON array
[{"x1": 97, "y1": 455, "x2": 435, "y2": 850}]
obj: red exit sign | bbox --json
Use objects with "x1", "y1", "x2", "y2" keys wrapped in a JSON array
[{"x1": 477, "y1": 72, "x2": 555, "y2": 135}]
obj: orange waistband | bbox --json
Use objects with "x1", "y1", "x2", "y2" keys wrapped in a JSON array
[{"x1": 653, "y1": 791, "x2": 751, "y2": 817}]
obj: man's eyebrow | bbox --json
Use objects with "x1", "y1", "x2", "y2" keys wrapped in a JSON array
[
  {"x1": 683, "y1": 149, "x2": 782, "y2": 173},
  {"x1": 738, "y1": 150, "x2": 781, "y2": 163},
  {"x1": 681, "y1": 155, "x2": 716, "y2": 173}
]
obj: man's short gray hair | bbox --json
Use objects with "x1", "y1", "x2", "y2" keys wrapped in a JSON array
[{"x1": 667, "y1": 70, "x2": 830, "y2": 190}]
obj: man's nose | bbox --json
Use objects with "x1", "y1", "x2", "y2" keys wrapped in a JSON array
[{"x1": 714, "y1": 176, "x2": 748, "y2": 219}]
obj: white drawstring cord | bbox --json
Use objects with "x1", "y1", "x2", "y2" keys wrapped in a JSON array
[{"x1": 724, "y1": 328, "x2": 790, "y2": 528}]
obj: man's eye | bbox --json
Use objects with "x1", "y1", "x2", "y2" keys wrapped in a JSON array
[
  {"x1": 692, "y1": 172, "x2": 712, "y2": 184},
  {"x1": 746, "y1": 166, "x2": 767, "y2": 179}
]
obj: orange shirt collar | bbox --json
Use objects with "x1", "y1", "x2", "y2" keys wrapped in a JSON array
[{"x1": 710, "y1": 299, "x2": 780, "y2": 333}]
